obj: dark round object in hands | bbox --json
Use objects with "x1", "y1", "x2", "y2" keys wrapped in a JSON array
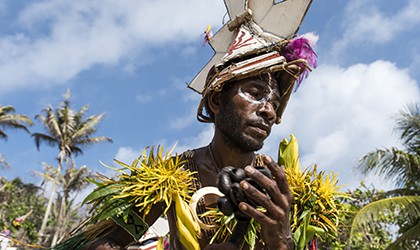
[
  {"x1": 217, "y1": 196, "x2": 235, "y2": 216},
  {"x1": 217, "y1": 166, "x2": 273, "y2": 218}
]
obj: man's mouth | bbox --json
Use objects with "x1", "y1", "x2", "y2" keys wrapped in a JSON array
[{"x1": 249, "y1": 123, "x2": 271, "y2": 136}]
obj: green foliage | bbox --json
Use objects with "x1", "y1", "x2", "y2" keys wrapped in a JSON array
[
  {"x1": 351, "y1": 104, "x2": 420, "y2": 249},
  {"x1": 0, "y1": 105, "x2": 33, "y2": 141},
  {"x1": 351, "y1": 196, "x2": 420, "y2": 236},
  {"x1": 0, "y1": 177, "x2": 47, "y2": 244},
  {"x1": 0, "y1": 105, "x2": 33, "y2": 169},
  {"x1": 32, "y1": 90, "x2": 112, "y2": 246},
  {"x1": 32, "y1": 90, "x2": 112, "y2": 158},
  {"x1": 358, "y1": 104, "x2": 419, "y2": 189},
  {"x1": 322, "y1": 184, "x2": 396, "y2": 250}
]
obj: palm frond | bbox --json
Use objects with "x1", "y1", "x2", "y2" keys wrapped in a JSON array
[
  {"x1": 395, "y1": 104, "x2": 419, "y2": 151},
  {"x1": 69, "y1": 145, "x2": 84, "y2": 156},
  {"x1": 75, "y1": 136, "x2": 113, "y2": 146},
  {"x1": 0, "y1": 154, "x2": 11, "y2": 169},
  {"x1": 38, "y1": 106, "x2": 63, "y2": 139},
  {"x1": 58, "y1": 104, "x2": 76, "y2": 140},
  {"x1": 358, "y1": 148, "x2": 420, "y2": 187},
  {"x1": 32, "y1": 162, "x2": 62, "y2": 185},
  {"x1": 0, "y1": 119, "x2": 31, "y2": 133},
  {"x1": 75, "y1": 105, "x2": 89, "y2": 121},
  {"x1": 384, "y1": 188, "x2": 420, "y2": 197},
  {"x1": 0, "y1": 130, "x2": 7, "y2": 139},
  {"x1": 350, "y1": 196, "x2": 420, "y2": 239},
  {"x1": 0, "y1": 115, "x2": 33, "y2": 130},
  {"x1": 0, "y1": 105, "x2": 15, "y2": 113},
  {"x1": 32, "y1": 132, "x2": 59, "y2": 149},
  {"x1": 33, "y1": 93, "x2": 111, "y2": 158},
  {"x1": 385, "y1": 220, "x2": 420, "y2": 250},
  {"x1": 65, "y1": 165, "x2": 91, "y2": 192},
  {"x1": 0, "y1": 105, "x2": 33, "y2": 137},
  {"x1": 72, "y1": 114, "x2": 105, "y2": 139}
]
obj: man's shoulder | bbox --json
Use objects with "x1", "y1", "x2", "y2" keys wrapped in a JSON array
[
  {"x1": 179, "y1": 146, "x2": 207, "y2": 159},
  {"x1": 179, "y1": 146, "x2": 212, "y2": 171}
]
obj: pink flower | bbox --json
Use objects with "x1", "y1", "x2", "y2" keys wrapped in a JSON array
[{"x1": 14, "y1": 217, "x2": 24, "y2": 223}]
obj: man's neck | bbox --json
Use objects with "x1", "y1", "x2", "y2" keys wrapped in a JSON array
[{"x1": 209, "y1": 134, "x2": 256, "y2": 170}]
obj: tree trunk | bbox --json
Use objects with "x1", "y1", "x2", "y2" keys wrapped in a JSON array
[
  {"x1": 38, "y1": 152, "x2": 64, "y2": 245},
  {"x1": 51, "y1": 193, "x2": 66, "y2": 246},
  {"x1": 38, "y1": 181, "x2": 57, "y2": 244}
]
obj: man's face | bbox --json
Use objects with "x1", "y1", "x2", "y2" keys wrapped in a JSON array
[{"x1": 217, "y1": 76, "x2": 281, "y2": 152}]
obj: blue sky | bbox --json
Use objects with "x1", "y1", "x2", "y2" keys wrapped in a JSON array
[{"x1": 1, "y1": 0, "x2": 419, "y2": 192}]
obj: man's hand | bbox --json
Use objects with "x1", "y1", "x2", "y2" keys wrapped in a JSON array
[{"x1": 238, "y1": 155, "x2": 293, "y2": 250}]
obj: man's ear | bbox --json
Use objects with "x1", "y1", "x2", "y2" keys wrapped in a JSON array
[{"x1": 207, "y1": 91, "x2": 222, "y2": 115}]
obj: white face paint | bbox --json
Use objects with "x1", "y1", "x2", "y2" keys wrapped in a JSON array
[{"x1": 237, "y1": 85, "x2": 277, "y2": 106}]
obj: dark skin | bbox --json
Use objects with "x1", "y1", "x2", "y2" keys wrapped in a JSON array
[
  {"x1": 204, "y1": 77, "x2": 293, "y2": 249},
  {"x1": 89, "y1": 76, "x2": 293, "y2": 250}
]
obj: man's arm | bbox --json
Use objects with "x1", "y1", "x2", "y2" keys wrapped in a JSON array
[{"x1": 238, "y1": 155, "x2": 294, "y2": 250}]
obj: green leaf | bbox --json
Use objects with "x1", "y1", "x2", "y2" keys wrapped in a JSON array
[
  {"x1": 306, "y1": 225, "x2": 325, "y2": 244},
  {"x1": 385, "y1": 220, "x2": 420, "y2": 250},
  {"x1": 95, "y1": 200, "x2": 132, "y2": 221},
  {"x1": 278, "y1": 134, "x2": 300, "y2": 170},
  {"x1": 293, "y1": 226, "x2": 302, "y2": 248},
  {"x1": 350, "y1": 195, "x2": 420, "y2": 239},
  {"x1": 82, "y1": 183, "x2": 122, "y2": 205}
]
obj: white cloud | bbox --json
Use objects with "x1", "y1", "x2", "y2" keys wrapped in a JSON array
[
  {"x1": 167, "y1": 76, "x2": 203, "y2": 130},
  {"x1": 332, "y1": 0, "x2": 420, "y2": 57},
  {"x1": 169, "y1": 106, "x2": 197, "y2": 130},
  {"x1": 114, "y1": 146, "x2": 142, "y2": 164},
  {"x1": 0, "y1": 0, "x2": 226, "y2": 94},
  {"x1": 136, "y1": 92, "x2": 153, "y2": 104},
  {"x1": 110, "y1": 60, "x2": 419, "y2": 192},
  {"x1": 175, "y1": 125, "x2": 214, "y2": 154},
  {"x1": 262, "y1": 60, "x2": 419, "y2": 190},
  {"x1": 112, "y1": 125, "x2": 213, "y2": 169}
]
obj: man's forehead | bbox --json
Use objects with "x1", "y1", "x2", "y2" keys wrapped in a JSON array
[{"x1": 235, "y1": 76, "x2": 279, "y2": 91}]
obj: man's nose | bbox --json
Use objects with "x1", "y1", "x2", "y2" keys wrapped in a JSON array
[{"x1": 258, "y1": 101, "x2": 276, "y2": 122}]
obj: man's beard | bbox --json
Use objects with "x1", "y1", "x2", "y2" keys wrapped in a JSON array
[{"x1": 217, "y1": 102, "x2": 264, "y2": 152}]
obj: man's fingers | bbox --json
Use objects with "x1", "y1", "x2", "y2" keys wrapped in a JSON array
[
  {"x1": 237, "y1": 201, "x2": 275, "y2": 225},
  {"x1": 244, "y1": 164, "x2": 286, "y2": 206},
  {"x1": 262, "y1": 155, "x2": 292, "y2": 200},
  {"x1": 240, "y1": 179, "x2": 287, "y2": 219}
]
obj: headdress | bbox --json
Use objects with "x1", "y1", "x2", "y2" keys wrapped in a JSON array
[{"x1": 189, "y1": 0, "x2": 316, "y2": 124}]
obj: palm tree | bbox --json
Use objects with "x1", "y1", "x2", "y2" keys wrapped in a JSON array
[
  {"x1": 32, "y1": 90, "x2": 112, "y2": 245},
  {"x1": 34, "y1": 162, "x2": 92, "y2": 245},
  {"x1": 0, "y1": 105, "x2": 33, "y2": 168},
  {"x1": 352, "y1": 104, "x2": 420, "y2": 249}
]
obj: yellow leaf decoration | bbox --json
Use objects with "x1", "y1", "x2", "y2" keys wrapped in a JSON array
[
  {"x1": 278, "y1": 135, "x2": 347, "y2": 248},
  {"x1": 84, "y1": 145, "x2": 196, "y2": 222},
  {"x1": 63, "y1": 145, "x2": 200, "y2": 250}
]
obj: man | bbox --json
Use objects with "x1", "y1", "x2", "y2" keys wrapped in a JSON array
[
  {"x1": 188, "y1": 73, "x2": 296, "y2": 249},
  {"x1": 88, "y1": 73, "x2": 295, "y2": 250},
  {"x1": 79, "y1": 0, "x2": 316, "y2": 249}
]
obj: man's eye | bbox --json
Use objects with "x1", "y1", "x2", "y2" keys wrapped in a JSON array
[
  {"x1": 248, "y1": 90, "x2": 261, "y2": 99},
  {"x1": 272, "y1": 102, "x2": 280, "y2": 111}
]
